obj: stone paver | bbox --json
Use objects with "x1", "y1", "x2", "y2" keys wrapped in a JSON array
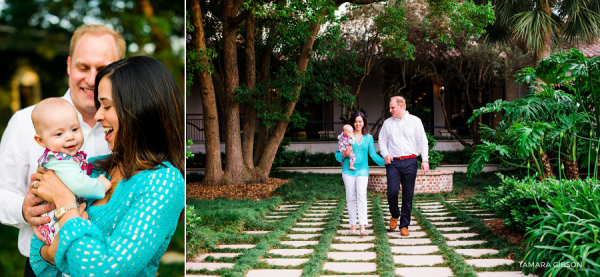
[
  {"x1": 330, "y1": 243, "x2": 375, "y2": 251},
  {"x1": 437, "y1": 227, "x2": 470, "y2": 232},
  {"x1": 471, "y1": 213, "x2": 496, "y2": 216},
  {"x1": 266, "y1": 215, "x2": 286, "y2": 219},
  {"x1": 462, "y1": 209, "x2": 485, "y2": 212},
  {"x1": 296, "y1": 222, "x2": 326, "y2": 226},
  {"x1": 287, "y1": 234, "x2": 320, "y2": 240},
  {"x1": 305, "y1": 213, "x2": 329, "y2": 217},
  {"x1": 466, "y1": 259, "x2": 514, "y2": 267},
  {"x1": 395, "y1": 267, "x2": 453, "y2": 277},
  {"x1": 388, "y1": 238, "x2": 432, "y2": 245},
  {"x1": 478, "y1": 272, "x2": 537, "y2": 277},
  {"x1": 268, "y1": 249, "x2": 314, "y2": 256},
  {"x1": 291, "y1": 227, "x2": 324, "y2": 232},
  {"x1": 387, "y1": 231, "x2": 427, "y2": 238},
  {"x1": 430, "y1": 221, "x2": 462, "y2": 225},
  {"x1": 393, "y1": 255, "x2": 444, "y2": 266},
  {"x1": 416, "y1": 202, "x2": 441, "y2": 205},
  {"x1": 339, "y1": 224, "x2": 373, "y2": 229},
  {"x1": 217, "y1": 244, "x2": 255, "y2": 249},
  {"x1": 246, "y1": 269, "x2": 303, "y2": 277},
  {"x1": 423, "y1": 212, "x2": 451, "y2": 216},
  {"x1": 337, "y1": 229, "x2": 374, "y2": 235},
  {"x1": 391, "y1": 245, "x2": 439, "y2": 254},
  {"x1": 335, "y1": 236, "x2": 376, "y2": 242},
  {"x1": 455, "y1": 249, "x2": 499, "y2": 257},
  {"x1": 446, "y1": 240, "x2": 486, "y2": 246},
  {"x1": 428, "y1": 217, "x2": 457, "y2": 221},
  {"x1": 196, "y1": 253, "x2": 240, "y2": 261},
  {"x1": 244, "y1": 231, "x2": 270, "y2": 234},
  {"x1": 442, "y1": 233, "x2": 479, "y2": 240},
  {"x1": 280, "y1": 241, "x2": 319, "y2": 247},
  {"x1": 327, "y1": 251, "x2": 377, "y2": 261},
  {"x1": 262, "y1": 258, "x2": 309, "y2": 266},
  {"x1": 186, "y1": 263, "x2": 234, "y2": 271},
  {"x1": 323, "y1": 262, "x2": 377, "y2": 273},
  {"x1": 299, "y1": 217, "x2": 325, "y2": 221}
]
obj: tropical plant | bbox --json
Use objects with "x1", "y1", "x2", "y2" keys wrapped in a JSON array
[
  {"x1": 478, "y1": 174, "x2": 562, "y2": 232},
  {"x1": 480, "y1": 0, "x2": 600, "y2": 63},
  {"x1": 522, "y1": 179, "x2": 600, "y2": 276},
  {"x1": 467, "y1": 49, "x2": 600, "y2": 180}
]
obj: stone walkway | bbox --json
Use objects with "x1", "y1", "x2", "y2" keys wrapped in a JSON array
[{"x1": 187, "y1": 198, "x2": 533, "y2": 276}]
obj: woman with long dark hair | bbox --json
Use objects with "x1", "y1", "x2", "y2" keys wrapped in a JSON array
[
  {"x1": 28, "y1": 56, "x2": 184, "y2": 276},
  {"x1": 335, "y1": 111, "x2": 385, "y2": 236}
]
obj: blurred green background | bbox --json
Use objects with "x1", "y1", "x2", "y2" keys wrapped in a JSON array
[{"x1": 0, "y1": 1, "x2": 185, "y2": 276}]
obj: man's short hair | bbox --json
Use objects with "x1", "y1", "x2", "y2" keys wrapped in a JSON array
[
  {"x1": 70, "y1": 25, "x2": 126, "y2": 59},
  {"x1": 391, "y1": 96, "x2": 406, "y2": 106}
]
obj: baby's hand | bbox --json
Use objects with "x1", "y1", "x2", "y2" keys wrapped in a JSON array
[{"x1": 98, "y1": 174, "x2": 112, "y2": 193}]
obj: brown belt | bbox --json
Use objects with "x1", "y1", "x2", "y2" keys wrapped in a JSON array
[{"x1": 393, "y1": 155, "x2": 416, "y2": 160}]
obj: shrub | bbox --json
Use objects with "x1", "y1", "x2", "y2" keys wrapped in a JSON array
[
  {"x1": 479, "y1": 174, "x2": 561, "y2": 232},
  {"x1": 522, "y1": 180, "x2": 600, "y2": 276}
]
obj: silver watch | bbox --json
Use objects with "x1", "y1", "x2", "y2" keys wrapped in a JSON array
[{"x1": 55, "y1": 203, "x2": 79, "y2": 221}]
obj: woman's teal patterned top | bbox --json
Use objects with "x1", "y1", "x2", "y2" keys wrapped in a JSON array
[
  {"x1": 335, "y1": 134, "x2": 385, "y2": 176},
  {"x1": 30, "y1": 155, "x2": 184, "y2": 277}
]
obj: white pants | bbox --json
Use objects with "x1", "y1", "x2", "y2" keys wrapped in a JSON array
[{"x1": 342, "y1": 173, "x2": 369, "y2": 226}]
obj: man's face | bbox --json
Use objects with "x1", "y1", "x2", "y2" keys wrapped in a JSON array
[
  {"x1": 389, "y1": 100, "x2": 404, "y2": 118},
  {"x1": 67, "y1": 34, "x2": 119, "y2": 118}
]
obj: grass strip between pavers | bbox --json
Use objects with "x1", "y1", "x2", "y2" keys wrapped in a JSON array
[
  {"x1": 372, "y1": 195, "x2": 396, "y2": 277},
  {"x1": 412, "y1": 204, "x2": 478, "y2": 277},
  {"x1": 437, "y1": 195, "x2": 526, "y2": 272},
  {"x1": 301, "y1": 199, "x2": 345, "y2": 276},
  {"x1": 186, "y1": 200, "x2": 314, "y2": 276}
]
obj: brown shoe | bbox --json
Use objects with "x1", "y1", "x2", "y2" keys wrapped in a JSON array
[
  {"x1": 400, "y1": 227, "x2": 410, "y2": 236},
  {"x1": 389, "y1": 217, "x2": 398, "y2": 230}
]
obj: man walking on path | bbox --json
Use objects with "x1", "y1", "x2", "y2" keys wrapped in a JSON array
[{"x1": 379, "y1": 96, "x2": 429, "y2": 236}]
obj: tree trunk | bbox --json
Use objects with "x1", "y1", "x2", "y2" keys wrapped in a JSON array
[
  {"x1": 562, "y1": 157, "x2": 580, "y2": 180},
  {"x1": 190, "y1": 0, "x2": 223, "y2": 185},
  {"x1": 535, "y1": 3, "x2": 553, "y2": 64},
  {"x1": 540, "y1": 151, "x2": 555, "y2": 178},
  {"x1": 242, "y1": 14, "x2": 257, "y2": 169},
  {"x1": 222, "y1": 1, "x2": 246, "y2": 184},
  {"x1": 254, "y1": 22, "x2": 322, "y2": 181}
]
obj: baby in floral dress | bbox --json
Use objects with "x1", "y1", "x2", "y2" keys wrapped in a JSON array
[
  {"x1": 30, "y1": 98, "x2": 111, "y2": 248},
  {"x1": 338, "y1": 124, "x2": 357, "y2": 170}
]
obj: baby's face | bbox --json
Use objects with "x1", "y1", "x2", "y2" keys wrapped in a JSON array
[
  {"x1": 37, "y1": 111, "x2": 84, "y2": 156},
  {"x1": 344, "y1": 127, "x2": 354, "y2": 137}
]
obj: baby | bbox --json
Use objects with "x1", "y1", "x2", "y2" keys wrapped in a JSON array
[
  {"x1": 31, "y1": 98, "x2": 111, "y2": 247},
  {"x1": 338, "y1": 124, "x2": 357, "y2": 170}
]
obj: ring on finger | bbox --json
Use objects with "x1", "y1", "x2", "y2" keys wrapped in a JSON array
[{"x1": 31, "y1": 180, "x2": 39, "y2": 189}]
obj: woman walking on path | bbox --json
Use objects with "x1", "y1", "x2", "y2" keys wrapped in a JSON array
[{"x1": 335, "y1": 111, "x2": 385, "y2": 236}]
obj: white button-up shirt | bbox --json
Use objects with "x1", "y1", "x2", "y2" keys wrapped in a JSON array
[
  {"x1": 0, "y1": 90, "x2": 111, "y2": 257},
  {"x1": 378, "y1": 111, "x2": 429, "y2": 162}
]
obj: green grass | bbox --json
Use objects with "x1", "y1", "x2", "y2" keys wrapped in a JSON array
[
  {"x1": 0, "y1": 224, "x2": 26, "y2": 277},
  {"x1": 186, "y1": 171, "x2": 530, "y2": 276}
]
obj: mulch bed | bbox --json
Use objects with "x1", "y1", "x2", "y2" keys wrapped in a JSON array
[
  {"x1": 483, "y1": 218, "x2": 526, "y2": 246},
  {"x1": 186, "y1": 178, "x2": 290, "y2": 200}
]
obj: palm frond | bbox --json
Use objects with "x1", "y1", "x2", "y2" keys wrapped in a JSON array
[
  {"x1": 563, "y1": 7, "x2": 600, "y2": 44},
  {"x1": 511, "y1": 8, "x2": 560, "y2": 55}
]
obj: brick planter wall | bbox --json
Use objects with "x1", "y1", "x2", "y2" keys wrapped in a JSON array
[{"x1": 368, "y1": 170, "x2": 453, "y2": 194}]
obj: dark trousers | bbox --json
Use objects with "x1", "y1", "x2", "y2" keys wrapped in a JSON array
[
  {"x1": 386, "y1": 157, "x2": 418, "y2": 229},
  {"x1": 24, "y1": 258, "x2": 36, "y2": 277}
]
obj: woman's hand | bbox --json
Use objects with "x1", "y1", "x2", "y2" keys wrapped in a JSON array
[
  {"x1": 343, "y1": 145, "x2": 353, "y2": 157},
  {"x1": 41, "y1": 203, "x2": 88, "y2": 265},
  {"x1": 31, "y1": 167, "x2": 76, "y2": 208}
]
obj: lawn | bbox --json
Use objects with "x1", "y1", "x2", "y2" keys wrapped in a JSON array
[{"x1": 186, "y1": 170, "x2": 528, "y2": 276}]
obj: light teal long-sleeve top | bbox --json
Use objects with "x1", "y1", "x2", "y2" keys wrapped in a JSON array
[
  {"x1": 45, "y1": 156, "x2": 105, "y2": 199},
  {"x1": 335, "y1": 134, "x2": 385, "y2": 176},
  {"x1": 30, "y1": 155, "x2": 185, "y2": 277}
]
